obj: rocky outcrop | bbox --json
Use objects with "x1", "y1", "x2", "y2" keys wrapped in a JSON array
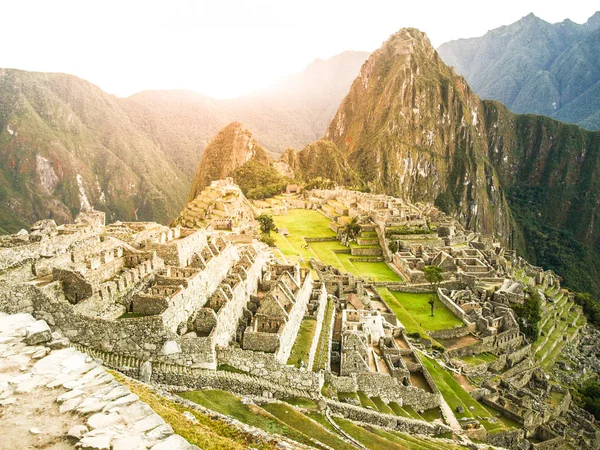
[{"x1": 187, "y1": 122, "x2": 269, "y2": 201}]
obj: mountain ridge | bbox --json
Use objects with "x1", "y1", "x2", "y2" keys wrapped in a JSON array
[{"x1": 438, "y1": 11, "x2": 600, "y2": 129}]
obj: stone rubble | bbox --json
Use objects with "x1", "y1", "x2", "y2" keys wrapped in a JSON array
[{"x1": 0, "y1": 312, "x2": 197, "y2": 450}]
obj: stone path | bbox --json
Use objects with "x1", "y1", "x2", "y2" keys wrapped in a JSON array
[{"x1": 0, "y1": 312, "x2": 198, "y2": 450}]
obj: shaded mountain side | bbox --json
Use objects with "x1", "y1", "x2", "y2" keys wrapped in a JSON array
[
  {"x1": 186, "y1": 122, "x2": 270, "y2": 202},
  {"x1": 280, "y1": 140, "x2": 360, "y2": 186},
  {"x1": 323, "y1": 26, "x2": 600, "y2": 304},
  {"x1": 0, "y1": 69, "x2": 188, "y2": 232},
  {"x1": 438, "y1": 12, "x2": 600, "y2": 130}
]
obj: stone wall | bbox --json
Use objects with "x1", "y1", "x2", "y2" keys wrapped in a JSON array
[
  {"x1": 326, "y1": 400, "x2": 451, "y2": 436},
  {"x1": 436, "y1": 288, "x2": 476, "y2": 329},
  {"x1": 324, "y1": 371, "x2": 440, "y2": 410},
  {"x1": 428, "y1": 326, "x2": 470, "y2": 340},
  {"x1": 276, "y1": 273, "x2": 313, "y2": 363},
  {"x1": 216, "y1": 347, "x2": 323, "y2": 392}
]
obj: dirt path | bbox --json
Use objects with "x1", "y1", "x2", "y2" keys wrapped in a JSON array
[{"x1": 0, "y1": 388, "x2": 75, "y2": 450}]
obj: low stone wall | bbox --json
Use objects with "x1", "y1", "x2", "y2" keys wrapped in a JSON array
[
  {"x1": 326, "y1": 400, "x2": 451, "y2": 436},
  {"x1": 216, "y1": 347, "x2": 323, "y2": 392},
  {"x1": 387, "y1": 281, "x2": 465, "y2": 294},
  {"x1": 428, "y1": 326, "x2": 470, "y2": 340},
  {"x1": 304, "y1": 237, "x2": 338, "y2": 243},
  {"x1": 75, "y1": 344, "x2": 321, "y2": 400},
  {"x1": 350, "y1": 247, "x2": 382, "y2": 256},
  {"x1": 326, "y1": 372, "x2": 358, "y2": 393},
  {"x1": 436, "y1": 288, "x2": 475, "y2": 329},
  {"x1": 325, "y1": 371, "x2": 440, "y2": 410}
]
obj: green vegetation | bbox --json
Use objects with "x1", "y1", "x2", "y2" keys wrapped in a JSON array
[
  {"x1": 112, "y1": 373, "x2": 277, "y2": 450},
  {"x1": 117, "y1": 312, "x2": 149, "y2": 319},
  {"x1": 385, "y1": 290, "x2": 463, "y2": 332},
  {"x1": 575, "y1": 377, "x2": 600, "y2": 420},
  {"x1": 217, "y1": 364, "x2": 248, "y2": 374},
  {"x1": 385, "y1": 226, "x2": 431, "y2": 237},
  {"x1": 507, "y1": 184, "x2": 600, "y2": 329},
  {"x1": 313, "y1": 298, "x2": 334, "y2": 372},
  {"x1": 460, "y1": 352, "x2": 498, "y2": 366},
  {"x1": 511, "y1": 287, "x2": 542, "y2": 341},
  {"x1": 333, "y1": 417, "x2": 409, "y2": 450},
  {"x1": 257, "y1": 214, "x2": 276, "y2": 234},
  {"x1": 418, "y1": 354, "x2": 518, "y2": 432},
  {"x1": 287, "y1": 318, "x2": 318, "y2": 367},
  {"x1": 261, "y1": 402, "x2": 355, "y2": 450},
  {"x1": 271, "y1": 209, "x2": 402, "y2": 282},
  {"x1": 179, "y1": 390, "x2": 317, "y2": 448},
  {"x1": 575, "y1": 292, "x2": 600, "y2": 328},
  {"x1": 233, "y1": 160, "x2": 289, "y2": 200}
]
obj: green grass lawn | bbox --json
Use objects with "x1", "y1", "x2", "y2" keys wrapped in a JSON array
[
  {"x1": 272, "y1": 209, "x2": 402, "y2": 282},
  {"x1": 376, "y1": 288, "x2": 435, "y2": 341},
  {"x1": 287, "y1": 318, "x2": 318, "y2": 367},
  {"x1": 371, "y1": 397, "x2": 395, "y2": 415},
  {"x1": 262, "y1": 402, "x2": 355, "y2": 450},
  {"x1": 460, "y1": 352, "x2": 498, "y2": 366},
  {"x1": 357, "y1": 391, "x2": 378, "y2": 410},
  {"x1": 179, "y1": 390, "x2": 317, "y2": 447},
  {"x1": 313, "y1": 298, "x2": 334, "y2": 372},
  {"x1": 388, "y1": 291, "x2": 463, "y2": 332},
  {"x1": 417, "y1": 354, "x2": 518, "y2": 432}
]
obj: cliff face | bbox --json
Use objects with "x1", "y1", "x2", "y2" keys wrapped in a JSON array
[
  {"x1": 186, "y1": 122, "x2": 269, "y2": 201},
  {"x1": 325, "y1": 29, "x2": 513, "y2": 240}
]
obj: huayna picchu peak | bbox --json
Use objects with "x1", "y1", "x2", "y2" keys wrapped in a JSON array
[{"x1": 1, "y1": 6, "x2": 600, "y2": 450}]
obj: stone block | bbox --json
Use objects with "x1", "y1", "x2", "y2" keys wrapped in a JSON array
[{"x1": 24, "y1": 320, "x2": 52, "y2": 345}]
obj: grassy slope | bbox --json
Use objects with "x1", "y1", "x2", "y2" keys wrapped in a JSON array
[
  {"x1": 287, "y1": 318, "x2": 318, "y2": 367},
  {"x1": 112, "y1": 373, "x2": 277, "y2": 450},
  {"x1": 179, "y1": 390, "x2": 319, "y2": 448}
]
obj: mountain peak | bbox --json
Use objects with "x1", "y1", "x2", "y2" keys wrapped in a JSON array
[{"x1": 186, "y1": 122, "x2": 268, "y2": 202}]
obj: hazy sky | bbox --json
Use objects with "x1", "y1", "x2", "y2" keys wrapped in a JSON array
[{"x1": 1, "y1": 1, "x2": 597, "y2": 98}]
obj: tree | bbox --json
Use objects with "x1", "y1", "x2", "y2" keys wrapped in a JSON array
[
  {"x1": 423, "y1": 266, "x2": 444, "y2": 288},
  {"x1": 423, "y1": 266, "x2": 444, "y2": 318},
  {"x1": 257, "y1": 214, "x2": 275, "y2": 235},
  {"x1": 344, "y1": 217, "x2": 361, "y2": 242}
]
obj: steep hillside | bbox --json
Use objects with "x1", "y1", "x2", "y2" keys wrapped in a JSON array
[
  {"x1": 326, "y1": 29, "x2": 513, "y2": 240},
  {"x1": 438, "y1": 12, "x2": 600, "y2": 130},
  {"x1": 325, "y1": 27, "x2": 600, "y2": 303},
  {"x1": 186, "y1": 122, "x2": 269, "y2": 201},
  {"x1": 0, "y1": 69, "x2": 188, "y2": 233},
  {"x1": 280, "y1": 140, "x2": 360, "y2": 186}
]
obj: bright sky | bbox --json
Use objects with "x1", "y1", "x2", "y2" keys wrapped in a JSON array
[{"x1": 1, "y1": 1, "x2": 597, "y2": 99}]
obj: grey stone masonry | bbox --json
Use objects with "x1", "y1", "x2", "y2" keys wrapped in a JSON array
[{"x1": 0, "y1": 313, "x2": 196, "y2": 450}]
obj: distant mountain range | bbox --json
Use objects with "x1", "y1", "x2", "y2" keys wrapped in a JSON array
[
  {"x1": 438, "y1": 11, "x2": 600, "y2": 130},
  {"x1": 0, "y1": 51, "x2": 367, "y2": 233}
]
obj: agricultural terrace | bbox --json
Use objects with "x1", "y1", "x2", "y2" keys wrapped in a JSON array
[
  {"x1": 377, "y1": 288, "x2": 463, "y2": 342},
  {"x1": 271, "y1": 209, "x2": 401, "y2": 282}
]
